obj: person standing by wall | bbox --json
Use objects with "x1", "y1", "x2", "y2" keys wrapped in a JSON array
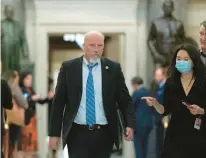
[
  {"x1": 153, "y1": 66, "x2": 168, "y2": 158},
  {"x1": 131, "y1": 77, "x2": 154, "y2": 158}
]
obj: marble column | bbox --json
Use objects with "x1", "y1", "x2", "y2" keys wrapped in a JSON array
[
  {"x1": 25, "y1": 0, "x2": 36, "y2": 62},
  {"x1": 122, "y1": 31, "x2": 138, "y2": 158},
  {"x1": 136, "y1": 0, "x2": 150, "y2": 86}
]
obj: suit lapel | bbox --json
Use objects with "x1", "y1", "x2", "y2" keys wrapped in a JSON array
[
  {"x1": 76, "y1": 56, "x2": 83, "y2": 106},
  {"x1": 75, "y1": 57, "x2": 110, "y2": 110},
  {"x1": 101, "y1": 58, "x2": 110, "y2": 106}
]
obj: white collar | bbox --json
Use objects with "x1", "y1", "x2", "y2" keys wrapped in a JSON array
[{"x1": 83, "y1": 57, "x2": 101, "y2": 65}]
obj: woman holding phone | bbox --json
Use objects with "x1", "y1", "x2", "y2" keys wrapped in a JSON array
[
  {"x1": 142, "y1": 44, "x2": 206, "y2": 158},
  {"x1": 19, "y1": 71, "x2": 53, "y2": 157}
]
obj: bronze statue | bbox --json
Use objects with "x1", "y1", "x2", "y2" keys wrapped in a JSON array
[
  {"x1": 148, "y1": 0, "x2": 185, "y2": 65},
  {"x1": 1, "y1": 5, "x2": 29, "y2": 72}
]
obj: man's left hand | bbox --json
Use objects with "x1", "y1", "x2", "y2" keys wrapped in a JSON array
[{"x1": 124, "y1": 127, "x2": 134, "y2": 141}]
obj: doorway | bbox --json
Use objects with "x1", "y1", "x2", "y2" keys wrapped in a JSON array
[{"x1": 48, "y1": 33, "x2": 126, "y2": 87}]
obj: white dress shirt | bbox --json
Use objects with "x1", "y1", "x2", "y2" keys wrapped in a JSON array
[{"x1": 74, "y1": 57, "x2": 108, "y2": 125}]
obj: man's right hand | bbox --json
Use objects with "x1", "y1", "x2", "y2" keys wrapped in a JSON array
[{"x1": 49, "y1": 137, "x2": 60, "y2": 150}]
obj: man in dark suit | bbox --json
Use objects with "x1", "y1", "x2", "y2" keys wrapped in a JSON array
[
  {"x1": 48, "y1": 31, "x2": 135, "y2": 158},
  {"x1": 131, "y1": 77, "x2": 154, "y2": 158},
  {"x1": 1, "y1": 79, "x2": 13, "y2": 158},
  {"x1": 200, "y1": 20, "x2": 206, "y2": 67},
  {"x1": 153, "y1": 67, "x2": 167, "y2": 158}
]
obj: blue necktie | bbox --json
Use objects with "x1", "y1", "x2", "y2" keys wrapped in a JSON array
[{"x1": 86, "y1": 63, "x2": 98, "y2": 126}]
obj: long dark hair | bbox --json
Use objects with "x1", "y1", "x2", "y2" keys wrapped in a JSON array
[
  {"x1": 167, "y1": 44, "x2": 205, "y2": 86},
  {"x1": 19, "y1": 71, "x2": 32, "y2": 87}
]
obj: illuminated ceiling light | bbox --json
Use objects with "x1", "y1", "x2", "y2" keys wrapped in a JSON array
[
  {"x1": 63, "y1": 34, "x2": 70, "y2": 41},
  {"x1": 75, "y1": 34, "x2": 84, "y2": 49},
  {"x1": 63, "y1": 33, "x2": 85, "y2": 49},
  {"x1": 63, "y1": 34, "x2": 76, "y2": 42}
]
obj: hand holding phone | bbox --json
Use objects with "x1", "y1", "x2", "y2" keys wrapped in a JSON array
[
  {"x1": 24, "y1": 93, "x2": 29, "y2": 98},
  {"x1": 182, "y1": 100, "x2": 192, "y2": 108}
]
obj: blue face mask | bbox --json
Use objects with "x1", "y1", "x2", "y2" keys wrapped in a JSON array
[{"x1": 175, "y1": 60, "x2": 192, "y2": 73}]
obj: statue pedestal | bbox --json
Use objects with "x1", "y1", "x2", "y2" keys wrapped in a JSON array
[
  {"x1": 20, "y1": 59, "x2": 34, "y2": 73},
  {"x1": 20, "y1": 59, "x2": 35, "y2": 78}
]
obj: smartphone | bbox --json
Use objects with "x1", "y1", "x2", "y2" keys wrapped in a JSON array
[
  {"x1": 23, "y1": 93, "x2": 29, "y2": 98},
  {"x1": 182, "y1": 100, "x2": 192, "y2": 107}
]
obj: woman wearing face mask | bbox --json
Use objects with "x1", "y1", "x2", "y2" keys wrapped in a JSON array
[{"x1": 142, "y1": 44, "x2": 206, "y2": 158}]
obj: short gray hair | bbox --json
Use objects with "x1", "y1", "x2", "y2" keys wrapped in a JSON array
[
  {"x1": 200, "y1": 20, "x2": 206, "y2": 29},
  {"x1": 84, "y1": 31, "x2": 105, "y2": 41}
]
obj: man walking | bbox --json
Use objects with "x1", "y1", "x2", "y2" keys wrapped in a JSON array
[{"x1": 48, "y1": 31, "x2": 135, "y2": 158}]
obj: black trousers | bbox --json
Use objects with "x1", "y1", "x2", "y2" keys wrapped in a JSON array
[
  {"x1": 9, "y1": 124, "x2": 22, "y2": 151},
  {"x1": 161, "y1": 141, "x2": 206, "y2": 158},
  {"x1": 67, "y1": 124, "x2": 113, "y2": 158},
  {"x1": 134, "y1": 126, "x2": 152, "y2": 158},
  {"x1": 156, "y1": 122, "x2": 165, "y2": 158}
]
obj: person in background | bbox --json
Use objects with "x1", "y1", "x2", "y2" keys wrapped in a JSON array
[
  {"x1": 47, "y1": 77, "x2": 55, "y2": 158},
  {"x1": 199, "y1": 20, "x2": 206, "y2": 67},
  {"x1": 1, "y1": 79, "x2": 13, "y2": 158},
  {"x1": 143, "y1": 44, "x2": 206, "y2": 158},
  {"x1": 153, "y1": 66, "x2": 168, "y2": 158},
  {"x1": 154, "y1": 66, "x2": 168, "y2": 104},
  {"x1": 47, "y1": 77, "x2": 55, "y2": 130},
  {"x1": 131, "y1": 77, "x2": 154, "y2": 158},
  {"x1": 19, "y1": 71, "x2": 53, "y2": 158},
  {"x1": 2, "y1": 70, "x2": 28, "y2": 158}
]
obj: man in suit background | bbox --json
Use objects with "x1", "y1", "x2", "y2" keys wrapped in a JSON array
[
  {"x1": 1, "y1": 79, "x2": 13, "y2": 158},
  {"x1": 48, "y1": 31, "x2": 135, "y2": 158},
  {"x1": 153, "y1": 66, "x2": 167, "y2": 158},
  {"x1": 200, "y1": 20, "x2": 206, "y2": 67},
  {"x1": 131, "y1": 77, "x2": 154, "y2": 158}
]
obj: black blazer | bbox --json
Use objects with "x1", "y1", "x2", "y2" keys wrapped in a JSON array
[
  {"x1": 49, "y1": 56, "x2": 136, "y2": 148},
  {"x1": 1, "y1": 79, "x2": 13, "y2": 137}
]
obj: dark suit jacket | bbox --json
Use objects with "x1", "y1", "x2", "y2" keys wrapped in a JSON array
[
  {"x1": 1, "y1": 79, "x2": 13, "y2": 137},
  {"x1": 49, "y1": 56, "x2": 136, "y2": 148},
  {"x1": 154, "y1": 82, "x2": 165, "y2": 124},
  {"x1": 132, "y1": 87, "x2": 154, "y2": 128}
]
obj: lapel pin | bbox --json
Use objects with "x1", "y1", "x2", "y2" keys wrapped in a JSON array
[{"x1": 105, "y1": 66, "x2": 109, "y2": 70}]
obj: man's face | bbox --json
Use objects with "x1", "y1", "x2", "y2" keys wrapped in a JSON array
[
  {"x1": 200, "y1": 25, "x2": 206, "y2": 51},
  {"x1": 132, "y1": 83, "x2": 139, "y2": 92},
  {"x1": 83, "y1": 34, "x2": 104, "y2": 62},
  {"x1": 154, "y1": 68, "x2": 165, "y2": 84}
]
